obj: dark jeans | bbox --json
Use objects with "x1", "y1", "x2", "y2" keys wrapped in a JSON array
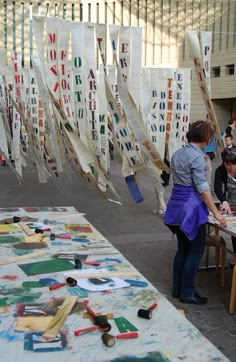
[
  {"x1": 232, "y1": 236, "x2": 236, "y2": 253},
  {"x1": 173, "y1": 224, "x2": 206, "y2": 299}
]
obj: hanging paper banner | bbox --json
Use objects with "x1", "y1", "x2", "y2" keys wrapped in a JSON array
[
  {"x1": 32, "y1": 16, "x2": 47, "y2": 82},
  {"x1": 201, "y1": 31, "x2": 212, "y2": 95},
  {"x1": 169, "y1": 68, "x2": 191, "y2": 158},
  {"x1": 109, "y1": 28, "x2": 169, "y2": 172},
  {"x1": 32, "y1": 56, "x2": 61, "y2": 176},
  {"x1": 164, "y1": 68, "x2": 175, "y2": 151},
  {"x1": 129, "y1": 27, "x2": 142, "y2": 108},
  {"x1": 119, "y1": 26, "x2": 131, "y2": 85},
  {"x1": 9, "y1": 88, "x2": 49, "y2": 183},
  {"x1": 97, "y1": 27, "x2": 143, "y2": 171},
  {"x1": 12, "y1": 52, "x2": 23, "y2": 175},
  {"x1": 0, "y1": 49, "x2": 7, "y2": 77},
  {"x1": 98, "y1": 64, "x2": 108, "y2": 191},
  {"x1": 46, "y1": 17, "x2": 61, "y2": 102},
  {"x1": 57, "y1": 19, "x2": 73, "y2": 127},
  {"x1": 84, "y1": 25, "x2": 101, "y2": 157},
  {"x1": 29, "y1": 69, "x2": 40, "y2": 144},
  {"x1": 140, "y1": 67, "x2": 151, "y2": 128},
  {"x1": 0, "y1": 111, "x2": 9, "y2": 158},
  {"x1": 33, "y1": 18, "x2": 63, "y2": 172},
  {"x1": 47, "y1": 87, "x2": 117, "y2": 196},
  {"x1": 71, "y1": 21, "x2": 87, "y2": 145},
  {"x1": 114, "y1": 56, "x2": 169, "y2": 172},
  {"x1": 187, "y1": 31, "x2": 223, "y2": 152},
  {"x1": 145, "y1": 68, "x2": 174, "y2": 160}
]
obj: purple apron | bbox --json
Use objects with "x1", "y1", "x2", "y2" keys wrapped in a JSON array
[{"x1": 164, "y1": 184, "x2": 208, "y2": 240}]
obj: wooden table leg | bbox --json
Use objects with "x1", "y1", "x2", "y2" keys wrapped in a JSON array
[
  {"x1": 229, "y1": 264, "x2": 236, "y2": 314},
  {"x1": 221, "y1": 247, "x2": 226, "y2": 288}
]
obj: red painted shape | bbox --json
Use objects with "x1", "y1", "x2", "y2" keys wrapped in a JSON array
[{"x1": 0, "y1": 275, "x2": 18, "y2": 280}]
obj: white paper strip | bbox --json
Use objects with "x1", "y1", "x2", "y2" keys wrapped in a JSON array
[
  {"x1": 71, "y1": 21, "x2": 87, "y2": 145},
  {"x1": 187, "y1": 31, "x2": 223, "y2": 152},
  {"x1": 201, "y1": 31, "x2": 212, "y2": 96},
  {"x1": 0, "y1": 49, "x2": 7, "y2": 76},
  {"x1": 169, "y1": 68, "x2": 191, "y2": 158},
  {"x1": 84, "y1": 25, "x2": 101, "y2": 157},
  {"x1": 130, "y1": 27, "x2": 142, "y2": 108}
]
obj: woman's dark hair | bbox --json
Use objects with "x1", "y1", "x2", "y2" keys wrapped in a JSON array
[
  {"x1": 221, "y1": 146, "x2": 236, "y2": 164},
  {"x1": 186, "y1": 121, "x2": 214, "y2": 143}
]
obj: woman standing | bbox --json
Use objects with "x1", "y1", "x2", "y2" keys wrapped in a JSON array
[{"x1": 164, "y1": 121, "x2": 226, "y2": 305}]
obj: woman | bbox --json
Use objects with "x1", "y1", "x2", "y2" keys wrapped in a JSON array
[{"x1": 164, "y1": 121, "x2": 226, "y2": 305}]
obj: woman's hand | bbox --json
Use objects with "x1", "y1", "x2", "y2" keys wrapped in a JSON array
[
  {"x1": 213, "y1": 212, "x2": 227, "y2": 227},
  {"x1": 220, "y1": 201, "x2": 232, "y2": 214}
]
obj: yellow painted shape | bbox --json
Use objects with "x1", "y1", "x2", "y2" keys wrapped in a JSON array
[
  {"x1": 15, "y1": 316, "x2": 54, "y2": 331},
  {"x1": 0, "y1": 225, "x2": 20, "y2": 232}
]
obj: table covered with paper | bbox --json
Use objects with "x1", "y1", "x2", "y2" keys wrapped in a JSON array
[{"x1": 0, "y1": 206, "x2": 228, "y2": 361}]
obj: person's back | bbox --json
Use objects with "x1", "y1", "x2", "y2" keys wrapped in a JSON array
[{"x1": 171, "y1": 143, "x2": 207, "y2": 191}]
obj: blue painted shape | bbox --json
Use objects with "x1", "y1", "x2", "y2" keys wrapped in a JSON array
[
  {"x1": 72, "y1": 237, "x2": 90, "y2": 243},
  {"x1": 67, "y1": 286, "x2": 88, "y2": 297},
  {"x1": 51, "y1": 242, "x2": 71, "y2": 246},
  {"x1": 39, "y1": 278, "x2": 59, "y2": 286},
  {"x1": 124, "y1": 279, "x2": 148, "y2": 288},
  {"x1": 125, "y1": 174, "x2": 144, "y2": 203},
  {"x1": 96, "y1": 258, "x2": 122, "y2": 264},
  {"x1": 24, "y1": 332, "x2": 67, "y2": 352}
]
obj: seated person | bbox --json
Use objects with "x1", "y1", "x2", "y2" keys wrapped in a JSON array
[
  {"x1": 214, "y1": 147, "x2": 236, "y2": 260},
  {"x1": 225, "y1": 134, "x2": 234, "y2": 149}
]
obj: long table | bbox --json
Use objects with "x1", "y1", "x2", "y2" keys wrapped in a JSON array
[
  {"x1": 207, "y1": 214, "x2": 236, "y2": 314},
  {"x1": 0, "y1": 206, "x2": 229, "y2": 361}
]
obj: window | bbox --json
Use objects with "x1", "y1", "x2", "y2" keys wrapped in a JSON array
[
  {"x1": 226, "y1": 64, "x2": 235, "y2": 75},
  {"x1": 211, "y1": 66, "x2": 221, "y2": 78}
]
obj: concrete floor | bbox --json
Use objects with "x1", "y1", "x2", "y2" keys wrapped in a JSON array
[{"x1": 0, "y1": 160, "x2": 236, "y2": 361}]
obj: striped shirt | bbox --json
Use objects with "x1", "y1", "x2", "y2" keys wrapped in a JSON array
[{"x1": 171, "y1": 143, "x2": 209, "y2": 194}]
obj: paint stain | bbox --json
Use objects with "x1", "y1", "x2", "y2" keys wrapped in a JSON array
[
  {"x1": 65, "y1": 224, "x2": 93, "y2": 233},
  {"x1": 22, "y1": 281, "x2": 45, "y2": 289},
  {"x1": 51, "y1": 241, "x2": 71, "y2": 246},
  {"x1": 14, "y1": 242, "x2": 47, "y2": 249},
  {"x1": 0, "y1": 275, "x2": 18, "y2": 281},
  {"x1": 0, "y1": 236, "x2": 22, "y2": 244},
  {"x1": 111, "y1": 351, "x2": 171, "y2": 361},
  {"x1": 24, "y1": 331, "x2": 68, "y2": 352}
]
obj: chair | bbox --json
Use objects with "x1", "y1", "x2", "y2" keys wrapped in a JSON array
[{"x1": 205, "y1": 233, "x2": 226, "y2": 288}]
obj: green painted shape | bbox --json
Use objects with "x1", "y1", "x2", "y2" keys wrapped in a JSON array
[
  {"x1": 14, "y1": 249, "x2": 34, "y2": 256},
  {"x1": 14, "y1": 294, "x2": 42, "y2": 304},
  {"x1": 0, "y1": 297, "x2": 9, "y2": 306},
  {"x1": 0, "y1": 236, "x2": 22, "y2": 244},
  {"x1": 22, "y1": 281, "x2": 45, "y2": 289},
  {"x1": 114, "y1": 317, "x2": 138, "y2": 333},
  {"x1": 19, "y1": 258, "x2": 75, "y2": 276},
  {"x1": 111, "y1": 351, "x2": 171, "y2": 361}
]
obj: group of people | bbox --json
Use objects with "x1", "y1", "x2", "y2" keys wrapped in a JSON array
[{"x1": 163, "y1": 116, "x2": 236, "y2": 305}]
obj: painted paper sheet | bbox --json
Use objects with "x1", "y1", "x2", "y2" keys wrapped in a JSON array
[
  {"x1": 129, "y1": 27, "x2": 142, "y2": 108},
  {"x1": 187, "y1": 31, "x2": 223, "y2": 152},
  {"x1": 169, "y1": 68, "x2": 191, "y2": 158},
  {"x1": 97, "y1": 29, "x2": 143, "y2": 171},
  {"x1": 71, "y1": 21, "x2": 87, "y2": 145},
  {"x1": 84, "y1": 25, "x2": 101, "y2": 157},
  {"x1": 201, "y1": 31, "x2": 212, "y2": 95}
]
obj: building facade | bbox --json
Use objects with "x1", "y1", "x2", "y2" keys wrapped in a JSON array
[{"x1": 0, "y1": 0, "x2": 235, "y2": 131}]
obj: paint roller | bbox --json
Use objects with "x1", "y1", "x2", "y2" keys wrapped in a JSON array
[
  {"x1": 84, "y1": 302, "x2": 111, "y2": 330},
  {"x1": 101, "y1": 332, "x2": 139, "y2": 347},
  {"x1": 137, "y1": 302, "x2": 158, "y2": 319}
]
